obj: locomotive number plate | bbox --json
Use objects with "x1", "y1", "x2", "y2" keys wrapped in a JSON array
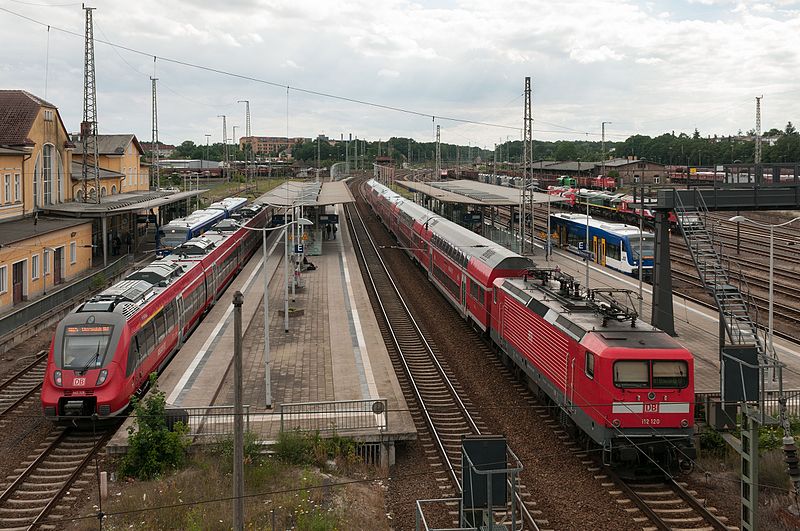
[{"x1": 73, "y1": 377, "x2": 86, "y2": 387}]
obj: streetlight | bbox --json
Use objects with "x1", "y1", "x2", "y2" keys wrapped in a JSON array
[
  {"x1": 601, "y1": 121, "x2": 612, "y2": 191},
  {"x1": 236, "y1": 216, "x2": 313, "y2": 408},
  {"x1": 728, "y1": 215, "x2": 800, "y2": 355}
]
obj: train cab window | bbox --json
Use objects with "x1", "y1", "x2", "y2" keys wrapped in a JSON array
[
  {"x1": 61, "y1": 324, "x2": 114, "y2": 370},
  {"x1": 613, "y1": 360, "x2": 649, "y2": 388},
  {"x1": 493, "y1": 288, "x2": 497, "y2": 305},
  {"x1": 126, "y1": 339, "x2": 139, "y2": 377},
  {"x1": 652, "y1": 360, "x2": 689, "y2": 388},
  {"x1": 585, "y1": 351, "x2": 595, "y2": 379}
]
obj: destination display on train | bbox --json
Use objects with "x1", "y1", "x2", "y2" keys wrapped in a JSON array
[{"x1": 65, "y1": 325, "x2": 113, "y2": 335}]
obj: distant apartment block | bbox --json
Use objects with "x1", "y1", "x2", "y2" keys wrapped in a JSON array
[{"x1": 239, "y1": 136, "x2": 309, "y2": 158}]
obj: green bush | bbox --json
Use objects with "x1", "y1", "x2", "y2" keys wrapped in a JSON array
[
  {"x1": 118, "y1": 374, "x2": 191, "y2": 480},
  {"x1": 214, "y1": 430, "x2": 263, "y2": 467},
  {"x1": 274, "y1": 430, "x2": 358, "y2": 468},
  {"x1": 699, "y1": 427, "x2": 728, "y2": 456}
]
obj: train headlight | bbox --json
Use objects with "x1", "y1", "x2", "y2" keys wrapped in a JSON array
[
  {"x1": 612, "y1": 419, "x2": 621, "y2": 428},
  {"x1": 95, "y1": 369, "x2": 108, "y2": 386},
  {"x1": 681, "y1": 419, "x2": 689, "y2": 428},
  {"x1": 54, "y1": 370, "x2": 62, "y2": 387}
]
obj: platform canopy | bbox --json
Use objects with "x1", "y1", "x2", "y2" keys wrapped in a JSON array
[
  {"x1": 396, "y1": 179, "x2": 566, "y2": 207},
  {"x1": 256, "y1": 180, "x2": 354, "y2": 208},
  {"x1": 42, "y1": 189, "x2": 206, "y2": 218}
]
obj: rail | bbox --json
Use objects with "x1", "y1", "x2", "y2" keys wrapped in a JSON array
[{"x1": 279, "y1": 399, "x2": 388, "y2": 434}]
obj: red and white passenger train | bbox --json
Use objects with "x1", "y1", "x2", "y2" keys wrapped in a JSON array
[
  {"x1": 41, "y1": 202, "x2": 268, "y2": 421},
  {"x1": 366, "y1": 179, "x2": 695, "y2": 470}
]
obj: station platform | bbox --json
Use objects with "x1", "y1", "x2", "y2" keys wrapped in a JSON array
[
  {"x1": 525, "y1": 237, "x2": 800, "y2": 392},
  {"x1": 107, "y1": 201, "x2": 416, "y2": 463}
]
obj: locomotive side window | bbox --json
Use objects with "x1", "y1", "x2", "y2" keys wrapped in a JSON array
[
  {"x1": 613, "y1": 360, "x2": 649, "y2": 388},
  {"x1": 585, "y1": 351, "x2": 595, "y2": 379},
  {"x1": 653, "y1": 360, "x2": 689, "y2": 388}
]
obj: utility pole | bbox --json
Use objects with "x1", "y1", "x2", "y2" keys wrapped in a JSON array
[
  {"x1": 755, "y1": 96, "x2": 763, "y2": 165},
  {"x1": 316, "y1": 134, "x2": 320, "y2": 183},
  {"x1": 232, "y1": 291, "x2": 245, "y2": 530},
  {"x1": 150, "y1": 77, "x2": 159, "y2": 190},
  {"x1": 81, "y1": 5, "x2": 100, "y2": 204},
  {"x1": 408, "y1": 138, "x2": 411, "y2": 166},
  {"x1": 238, "y1": 100, "x2": 251, "y2": 183},
  {"x1": 523, "y1": 76, "x2": 532, "y2": 255},
  {"x1": 601, "y1": 121, "x2": 612, "y2": 191},
  {"x1": 435, "y1": 125, "x2": 441, "y2": 179},
  {"x1": 218, "y1": 115, "x2": 228, "y2": 182},
  {"x1": 355, "y1": 135, "x2": 359, "y2": 172},
  {"x1": 232, "y1": 126, "x2": 239, "y2": 188}
]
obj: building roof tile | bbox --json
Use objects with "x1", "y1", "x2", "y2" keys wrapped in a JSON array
[{"x1": 0, "y1": 90, "x2": 56, "y2": 147}]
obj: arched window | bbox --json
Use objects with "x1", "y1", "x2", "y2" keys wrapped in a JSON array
[
  {"x1": 42, "y1": 144, "x2": 53, "y2": 205},
  {"x1": 55, "y1": 150, "x2": 64, "y2": 203},
  {"x1": 33, "y1": 153, "x2": 40, "y2": 207},
  {"x1": 111, "y1": 185, "x2": 117, "y2": 195},
  {"x1": 89, "y1": 188, "x2": 97, "y2": 202},
  {"x1": 100, "y1": 187, "x2": 107, "y2": 197},
  {"x1": 76, "y1": 189, "x2": 84, "y2": 202}
]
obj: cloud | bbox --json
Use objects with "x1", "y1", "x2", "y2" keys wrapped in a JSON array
[
  {"x1": 569, "y1": 45, "x2": 625, "y2": 64},
  {"x1": 378, "y1": 69, "x2": 400, "y2": 79}
]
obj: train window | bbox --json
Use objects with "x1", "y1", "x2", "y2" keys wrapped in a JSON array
[
  {"x1": 585, "y1": 351, "x2": 595, "y2": 379},
  {"x1": 613, "y1": 360, "x2": 649, "y2": 388},
  {"x1": 126, "y1": 340, "x2": 138, "y2": 377},
  {"x1": 652, "y1": 360, "x2": 689, "y2": 388},
  {"x1": 154, "y1": 311, "x2": 165, "y2": 342},
  {"x1": 493, "y1": 288, "x2": 497, "y2": 305},
  {"x1": 606, "y1": 241, "x2": 621, "y2": 261},
  {"x1": 61, "y1": 324, "x2": 115, "y2": 370}
]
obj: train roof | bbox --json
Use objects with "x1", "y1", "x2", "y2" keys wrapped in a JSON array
[
  {"x1": 208, "y1": 197, "x2": 247, "y2": 212},
  {"x1": 551, "y1": 213, "x2": 654, "y2": 238},
  {"x1": 162, "y1": 208, "x2": 224, "y2": 230},
  {"x1": 498, "y1": 270, "x2": 682, "y2": 350}
]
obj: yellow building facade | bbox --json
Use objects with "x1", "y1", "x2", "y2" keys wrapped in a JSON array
[{"x1": 72, "y1": 134, "x2": 148, "y2": 198}]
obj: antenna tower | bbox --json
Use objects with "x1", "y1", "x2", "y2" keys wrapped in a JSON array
[
  {"x1": 435, "y1": 125, "x2": 441, "y2": 179},
  {"x1": 218, "y1": 115, "x2": 228, "y2": 181},
  {"x1": 238, "y1": 101, "x2": 251, "y2": 182},
  {"x1": 523, "y1": 76, "x2": 532, "y2": 254},
  {"x1": 81, "y1": 5, "x2": 100, "y2": 203},
  {"x1": 150, "y1": 77, "x2": 159, "y2": 189},
  {"x1": 755, "y1": 96, "x2": 763, "y2": 165}
]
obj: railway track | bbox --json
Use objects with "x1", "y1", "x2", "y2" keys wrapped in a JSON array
[
  {"x1": 606, "y1": 470, "x2": 736, "y2": 531},
  {"x1": 0, "y1": 426, "x2": 109, "y2": 530},
  {"x1": 0, "y1": 351, "x2": 47, "y2": 418},
  {"x1": 345, "y1": 187, "x2": 542, "y2": 530}
]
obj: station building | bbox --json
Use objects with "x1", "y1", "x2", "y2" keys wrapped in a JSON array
[{"x1": 0, "y1": 90, "x2": 93, "y2": 311}]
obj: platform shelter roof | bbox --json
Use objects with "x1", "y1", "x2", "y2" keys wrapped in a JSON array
[
  {"x1": 255, "y1": 180, "x2": 354, "y2": 208},
  {"x1": 396, "y1": 179, "x2": 566, "y2": 207}
]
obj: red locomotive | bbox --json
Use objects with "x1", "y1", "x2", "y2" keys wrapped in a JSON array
[
  {"x1": 41, "y1": 204, "x2": 268, "y2": 421},
  {"x1": 366, "y1": 179, "x2": 695, "y2": 470}
]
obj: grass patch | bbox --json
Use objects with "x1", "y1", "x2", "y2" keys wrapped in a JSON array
[{"x1": 84, "y1": 432, "x2": 383, "y2": 530}]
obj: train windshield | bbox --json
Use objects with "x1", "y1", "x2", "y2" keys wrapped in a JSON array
[
  {"x1": 61, "y1": 324, "x2": 114, "y2": 371},
  {"x1": 652, "y1": 360, "x2": 689, "y2": 388},
  {"x1": 629, "y1": 236, "x2": 655, "y2": 260},
  {"x1": 160, "y1": 227, "x2": 188, "y2": 249},
  {"x1": 613, "y1": 361, "x2": 650, "y2": 388},
  {"x1": 613, "y1": 360, "x2": 689, "y2": 389}
]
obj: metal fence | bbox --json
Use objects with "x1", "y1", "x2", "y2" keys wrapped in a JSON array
[
  {"x1": 696, "y1": 389, "x2": 800, "y2": 422},
  {"x1": 279, "y1": 398, "x2": 388, "y2": 434},
  {"x1": 167, "y1": 405, "x2": 251, "y2": 441},
  {"x1": 0, "y1": 255, "x2": 131, "y2": 344}
]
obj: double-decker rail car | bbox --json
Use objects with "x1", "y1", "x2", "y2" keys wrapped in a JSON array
[
  {"x1": 157, "y1": 197, "x2": 249, "y2": 255},
  {"x1": 492, "y1": 268, "x2": 694, "y2": 470},
  {"x1": 549, "y1": 213, "x2": 654, "y2": 279},
  {"x1": 366, "y1": 179, "x2": 532, "y2": 331},
  {"x1": 41, "y1": 208, "x2": 267, "y2": 421},
  {"x1": 207, "y1": 197, "x2": 248, "y2": 217}
]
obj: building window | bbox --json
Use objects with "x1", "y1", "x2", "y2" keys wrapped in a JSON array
[
  {"x1": 0, "y1": 265, "x2": 6, "y2": 293},
  {"x1": 43, "y1": 109, "x2": 54, "y2": 121},
  {"x1": 14, "y1": 173, "x2": 20, "y2": 202},
  {"x1": 42, "y1": 144, "x2": 53, "y2": 205},
  {"x1": 56, "y1": 150, "x2": 63, "y2": 203},
  {"x1": 32, "y1": 254, "x2": 40, "y2": 280},
  {"x1": 70, "y1": 242, "x2": 77, "y2": 264},
  {"x1": 111, "y1": 185, "x2": 117, "y2": 195},
  {"x1": 33, "y1": 153, "x2": 40, "y2": 207},
  {"x1": 634, "y1": 176, "x2": 640, "y2": 184},
  {"x1": 76, "y1": 189, "x2": 84, "y2": 202},
  {"x1": 43, "y1": 250, "x2": 50, "y2": 276},
  {"x1": 101, "y1": 187, "x2": 107, "y2": 197},
  {"x1": 3, "y1": 174, "x2": 9, "y2": 204},
  {"x1": 654, "y1": 176, "x2": 660, "y2": 184}
]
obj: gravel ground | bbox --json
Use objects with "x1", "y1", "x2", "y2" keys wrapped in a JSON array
[{"x1": 354, "y1": 185, "x2": 641, "y2": 530}]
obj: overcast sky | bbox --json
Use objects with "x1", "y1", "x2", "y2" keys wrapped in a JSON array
[{"x1": 3, "y1": 0, "x2": 800, "y2": 148}]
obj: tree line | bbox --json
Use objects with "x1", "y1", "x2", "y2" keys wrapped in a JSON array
[{"x1": 164, "y1": 122, "x2": 800, "y2": 167}]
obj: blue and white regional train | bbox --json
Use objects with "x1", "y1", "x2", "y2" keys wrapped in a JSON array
[
  {"x1": 549, "y1": 213, "x2": 655, "y2": 280},
  {"x1": 157, "y1": 197, "x2": 248, "y2": 256}
]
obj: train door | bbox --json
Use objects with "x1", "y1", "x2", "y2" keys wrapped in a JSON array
[
  {"x1": 592, "y1": 236, "x2": 598, "y2": 264},
  {"x1": 600, "y1": 239, "x2": 606, "y2": 266},
  {"x1": 176, "y1": 296, "x2": 185, "y2": 343},
  {"x1": 566, "y1": 355, "x2": 576, "y2": 413},
  {"x1": 461, "y1": 277, "x2": 467, "y2": 315},
  {"x1": 210, "y1": 264, "x2": 219, "y2": 300}
]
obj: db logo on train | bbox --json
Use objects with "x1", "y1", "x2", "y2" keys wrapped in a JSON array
[
  {"x1": 73, "y1": 377, "x2": 86, "y2": 387},
  {"x1": 644, "y1": 403, "x2": 659, "y2": 413}
]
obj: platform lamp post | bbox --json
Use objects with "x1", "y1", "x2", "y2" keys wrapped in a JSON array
[
  {"x1": 728, "y1": 215, "x2": 800, "y2": 356},
  {"x1": 235, "y1": 216, "x2": 312, "y2": 408}
]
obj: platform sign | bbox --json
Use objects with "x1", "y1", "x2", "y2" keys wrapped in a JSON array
[
  {"x1": 295, "y1": 244, "x2": 304, "y2": 254},
  {"x1": 721, "y1": 345, "x2": 759, "y2": 403},
  {"x1": 461, "y1": 435, "x2": 507, "y2": 510},
  {"x1": 318, "y1": 214, "x2": 339, "y2": 225},
  {"x1": 462, "y1": 212, "x2": 482, "y2": 224}
]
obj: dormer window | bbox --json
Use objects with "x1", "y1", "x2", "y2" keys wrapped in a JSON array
[{"x1": 43, "y1": 109, "x2": 54, "y2": 122}]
